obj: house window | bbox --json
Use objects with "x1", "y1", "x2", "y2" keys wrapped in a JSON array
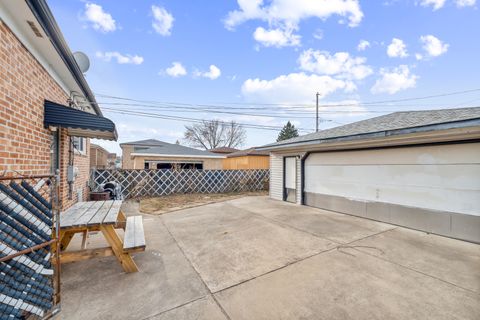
[
  {"x1": 144, "y1": 162, "x2": 149, "y2": 169},
  {"x1": 73, "y1": 137, "x2": 86, "y2": 154}
]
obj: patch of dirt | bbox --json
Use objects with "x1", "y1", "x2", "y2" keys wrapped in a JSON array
[{"x1": 139, "y1": 191, "x2": 268, "y2": 215}]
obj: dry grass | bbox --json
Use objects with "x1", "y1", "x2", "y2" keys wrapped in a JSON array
[{"x1": 139, "y1": 191, "x2": 268, "y2": 215}]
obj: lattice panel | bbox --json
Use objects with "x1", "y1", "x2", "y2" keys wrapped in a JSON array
[{"x1": 90, "y1": 169, "x2": 270, "y2": 199}]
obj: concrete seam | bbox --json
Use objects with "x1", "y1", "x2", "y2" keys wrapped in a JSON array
[
  {"x1": 348, "y1": 246, "x2": 480, "y2": 296},
  {"x1": 242, "y1": 209, "x2": 342, "y2": 244},
  {"x1": 212, "y1": 246, "x2": 338, "y2": 295},
  {"x1": 343, "y1": 227, "x2": 398, "y2": 246},
  {"x1": 159, "y1": 217, "x2": 233, "y2": 320},
  {"x1": 141, "y1": 295, "x2": 208, "y2": 320}
]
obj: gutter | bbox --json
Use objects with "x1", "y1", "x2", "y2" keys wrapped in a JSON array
[
  {"x1": 257, "y1": 118, "x2": 480, "y2": 152},
  {"x1": 25, "y1": 0, "x2": 102, "y2": 116}
]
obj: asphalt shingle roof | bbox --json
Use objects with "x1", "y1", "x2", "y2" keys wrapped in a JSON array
[
  {"x1": 121, "y1": 139, "x2": 223, "y2": 157},
  {"x1": 227, "y1": 148, "x2": 270, "y2": 158},
  {"x1": 209, "y1": 147, "x2": 240, "y2": 154},
  {"x1": 260, "y1": 107, "x2": 480, "y2": 149}
]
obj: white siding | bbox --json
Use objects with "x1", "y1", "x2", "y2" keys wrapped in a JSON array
[
  {"x1": 296, "y1": 156, "x2": 302, "y2": 204},
  {"x1": 270, "y1": 153, "x2": 283, "y2": 200},
  {"x1": 305, "y1": 142, "x2": 480, "y2": 216}
]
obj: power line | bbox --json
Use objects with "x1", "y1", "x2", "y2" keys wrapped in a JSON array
[
  {"x1": 95, "y1": 88, "x2": 480, "y2": 109},
  {"x1": 97, "y1": 101, "x2": 407, "y2": 113},
  {"x1": 101, "y1": 108, "x2": 315, "y2": 132},
  {"x1": 98, "y1": 104, "x2": 380, "y2": 121}
]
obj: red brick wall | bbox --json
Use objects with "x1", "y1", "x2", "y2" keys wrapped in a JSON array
[{"x1": 0, "y1": 20, "x2": 90, "y2": 209}]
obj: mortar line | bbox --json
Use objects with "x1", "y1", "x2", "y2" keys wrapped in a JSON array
[{"x1": 159, "y1": 217, "x2": 233, "y2": 320}]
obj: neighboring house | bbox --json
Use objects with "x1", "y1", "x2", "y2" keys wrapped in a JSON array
[
  {"x1": 107, "y1": 153, "x2": 120, "y2": 169},
  {"x1": 121, "y1": 139, "x2": 224, "y2": 170},
  {"x1": 90, "y1": 144, "x2": 110, "y2": 169},
  {"x1": 223, "y1": 148, "x2": 270, "y2": 170},
  {"x1": 258, "y1": 107, "x2": 480, "y2": 243},
  {"x1": 209, "y1": 147, "x2": 239, "y2": 155},
  {"x1": 0, "y1": 1, "x2": 117, "y2": 209}
]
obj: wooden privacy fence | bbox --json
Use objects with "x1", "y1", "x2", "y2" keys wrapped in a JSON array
[{"x1": 90, "y1": 169, "x2": 270, "y2": 199}]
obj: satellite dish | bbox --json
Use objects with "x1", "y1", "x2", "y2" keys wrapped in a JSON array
[{"x1": 73, "y1": 51, "x2": 90, "y2": 73}]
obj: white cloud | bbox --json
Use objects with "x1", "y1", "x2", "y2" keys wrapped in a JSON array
[
  {"x1": 387, "y1": 38, "x2": 408, "y2": 58},
  {"x1": 419, "y1": 35, "x2": 449, "y2": 58},
  {"x1": 96, "y1": 51, "x2": 144, "y2": 65},
  {"x1": 418, "y1": 0, "x2": 447, "y2": 10},
  {"x1": 241, "y1": 72, "x2": 352, "y2": 104},
  {"x1": 253, "y1": 26, "x2": 301, "y2": 47},
  {"x1": 224, "y1": 0, "x2": 364, "y2": 29},
  {"x1": 151, "y1": 5, "x2": 174, "y2": 36},
  {"x1": 455, "y1": 0, "x2": 476, "y2": 7},
  {"x1": 84, "y1": 3, "x2": 116, "y2": 33},
  {"x1": 298, "y1": 49, "x2": 373, "y2": 80},
  {"x1": 224, "y1": 0, "x2": 363, "y2": 48},
  {"x1": 165, "y1": 62, "x2": 187, "y2": 77},
  {"x1": 357, "y1": 40, "x2": 370, "y2": 51},
  {"x1": 194, "y1": 65, "x2": 222, "y2": 80},
  {"x1": 371, "y1": 65, "x2": 418, "y2": 94}
]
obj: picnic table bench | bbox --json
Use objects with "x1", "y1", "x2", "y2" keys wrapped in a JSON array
[{"x1": 59, "y1": 200, "x2": 146, "y2": 273}]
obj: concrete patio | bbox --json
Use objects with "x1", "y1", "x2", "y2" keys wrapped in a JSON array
[{"x1": 56, "y1": 196, "x2": 480, "y2": 319}]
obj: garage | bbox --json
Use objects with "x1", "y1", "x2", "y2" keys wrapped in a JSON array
[{"x1": 259, "y1": 107, "x2": 480, "y2": 243}]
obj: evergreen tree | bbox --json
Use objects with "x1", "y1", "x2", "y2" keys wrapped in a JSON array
[{"x1": 276, "y1": 121, "x2": 299, "y2": 142}]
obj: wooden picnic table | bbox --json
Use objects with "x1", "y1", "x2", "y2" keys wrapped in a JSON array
[{"x1": 59, "y1": 200, "x2": 145, "y2": 273}]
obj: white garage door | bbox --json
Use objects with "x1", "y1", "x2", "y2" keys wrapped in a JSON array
[{"x1": 304, "y1": 142, "x2": 480, "y2": 216}]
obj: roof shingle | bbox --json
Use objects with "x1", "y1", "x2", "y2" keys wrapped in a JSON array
[
  {"x1": 121, "y1": 139, "x2": 224, "y2": 157},
  {"x1": 260, "y1": 107, "x2": 480, "y2": 149}
]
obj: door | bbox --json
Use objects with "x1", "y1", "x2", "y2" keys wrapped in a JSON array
[{"x1": 284, "y1": 157, "x2": 296, "y2": 203}]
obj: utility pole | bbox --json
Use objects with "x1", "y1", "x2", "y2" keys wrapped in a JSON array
[{"x1": 316, "y1": 92, "x2": 320, "y2": 132}]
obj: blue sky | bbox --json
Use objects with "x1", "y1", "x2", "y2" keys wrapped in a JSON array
[{"x1": 48, "y1": 0, "x2": 480, "y2": 154}]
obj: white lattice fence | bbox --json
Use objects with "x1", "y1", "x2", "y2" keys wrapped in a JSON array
[{"x1": 90, "y1": 169, "x2": 269, "y2": 199}]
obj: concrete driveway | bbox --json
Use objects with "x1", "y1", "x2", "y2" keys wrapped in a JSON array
[{"x1": 57, "y1": 196, "x2": 480, "y2": 320}]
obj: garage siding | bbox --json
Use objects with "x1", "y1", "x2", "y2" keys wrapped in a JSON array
[{"x1": 269, "y1": 153, "x2": 283, "y2": 200}]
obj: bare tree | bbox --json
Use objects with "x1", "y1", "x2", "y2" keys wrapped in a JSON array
[{"x1": 184, "y1": 120, "x2": 246, "y2": 150}]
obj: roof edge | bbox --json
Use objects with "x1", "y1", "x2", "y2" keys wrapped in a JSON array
[
  {"x1": 26, "y1": 0, "x2": 101, "y2": 116},
  {"x1": 130, "y1": 153, "x2": 225, "y2": 159},
  {"x1": 258, "y1": 118, "x2": 480, "y2": 151}
]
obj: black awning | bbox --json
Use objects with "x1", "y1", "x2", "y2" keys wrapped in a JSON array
[{"x1": 44, "y1": 100, "x2": 117, "y2": 141}]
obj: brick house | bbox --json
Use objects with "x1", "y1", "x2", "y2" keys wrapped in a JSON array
[
  {"x1": 90, "y1": 144, "x2": 110, "y2": 170},
  {"x1": 0, "y1": 1, "x2": 117, "y2": 209}
]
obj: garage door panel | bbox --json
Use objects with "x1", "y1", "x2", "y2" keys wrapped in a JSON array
[
  {"x1": 304, "y1": 144, "x2": 480, "y2": 217},
  {"x1": 306, "y1": 177, "x2": 480, "y2": 215},
  {"x1": 306, "y1": 164, "x2": 480, "y2": 191},
  {"x1": 305, "y1": 142, "x2": 480, "y2": 165}
]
